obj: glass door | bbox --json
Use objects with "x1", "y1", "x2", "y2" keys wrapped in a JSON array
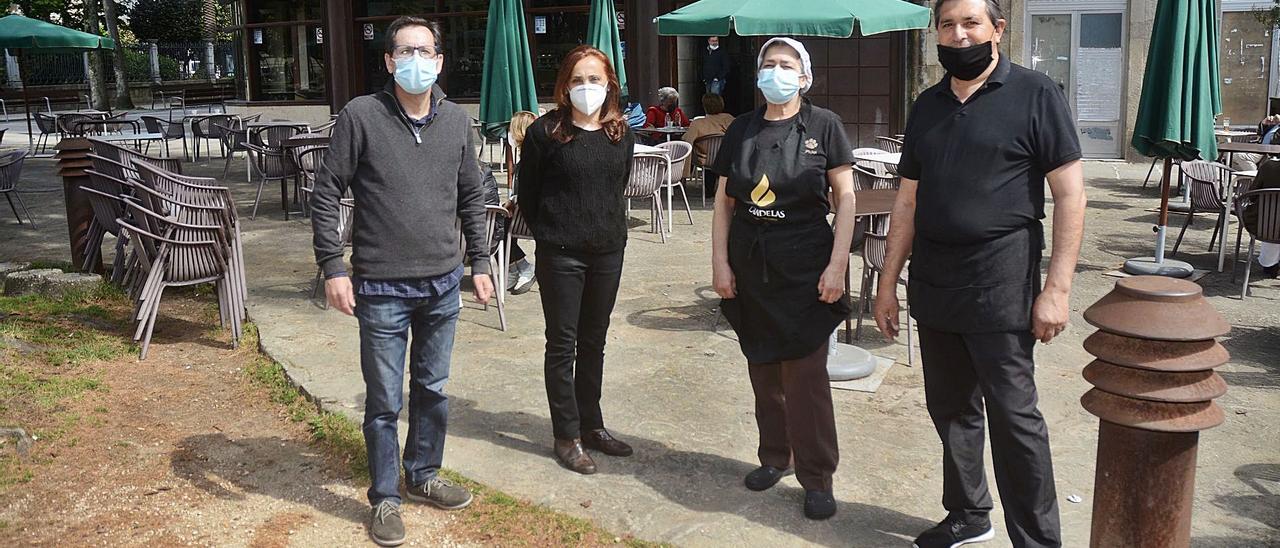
[{"x1": 1028, "y1": 11, "x2": 1126, "y2": 158}]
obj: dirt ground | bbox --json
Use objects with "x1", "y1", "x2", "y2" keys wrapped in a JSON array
[{"x1": 0, "y1": 294, "x2": 466, "y2": 547}]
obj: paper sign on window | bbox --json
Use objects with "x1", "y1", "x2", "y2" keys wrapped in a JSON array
[
  {"x1": 253, "y1": 29, "x2": 263, "y2": 45},
  {"x1": 534, "y1": 16, "x2": 547, "y2": 35},
  {"x1": 363, "y1": 23, "x2": 375, "y2": 41}
]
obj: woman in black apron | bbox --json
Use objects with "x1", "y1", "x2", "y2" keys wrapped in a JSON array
[{"x1": 709, "y1": 38, "x2": 858, "y2": 521}]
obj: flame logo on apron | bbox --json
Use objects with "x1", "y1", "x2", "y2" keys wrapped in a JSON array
[{"x1": 750, "y1": 174, "x2": 776, "y2": 208}]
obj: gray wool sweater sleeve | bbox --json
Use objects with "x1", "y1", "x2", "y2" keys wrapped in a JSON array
[{"x1": 311, "y1": 107, "x2": 359, "y2": 278}]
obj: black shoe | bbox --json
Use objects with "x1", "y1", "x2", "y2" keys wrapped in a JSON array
[
  {"x1": 1263, "y1": 263, "x2": 1280, "y2": 279},
  {"x1": 368, "y1": 500, "x2": 406, "y2": 547},
  {"x1": 744, "y1": 465, "x2": 790, "y2": 491},
  {"x1": 913, "y1": 513, "x2": 995, "y2": 548},
  {"x1": 582, "y1": 429, "x2": 633, "y2": 457},
  {"x1": 803, "y1": 489, "x2": 836, "y2": 520}
]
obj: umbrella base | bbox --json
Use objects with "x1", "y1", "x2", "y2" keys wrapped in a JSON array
[
  {"x1": 1123, "y1": 257, "x2": 1194, "y2": 278},
  {"x1": 827, "y1": 337, "x2": 877, "y2": 381}
]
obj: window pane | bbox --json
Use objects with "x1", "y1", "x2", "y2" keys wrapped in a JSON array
[
  {"x1": 441, "y1": 0, "x2": 490, "y2": 12},
  {"x1": 1080, "y1": 13, "x2": 1122, "y2": 49},
  {"x1": 358, "y1": 1, "x2": 436, "y2": 17},
  {"x1": 251, "y1": 24, "x2": 327, "y2": 100},
  {"x1": 441, "y1": 15, "x2": 487, "y2": 97},
  {"x1": 532, "y1": 11, "x2": 589, "y2": 96},
  {"x1": 529, "y1": 0, "x2": 590, "y2": 7},
  {"x1": 249, "y1": 0, "x2": 323, "y2": 22}
]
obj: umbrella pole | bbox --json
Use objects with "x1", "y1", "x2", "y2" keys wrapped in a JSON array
[{"x1": 1123, "y1": 157, "x2": 1194, "y2": 277}]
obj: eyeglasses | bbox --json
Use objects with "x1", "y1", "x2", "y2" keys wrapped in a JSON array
[{"x1": 391, "y1": 45, "x2": 443, "y2": 60}]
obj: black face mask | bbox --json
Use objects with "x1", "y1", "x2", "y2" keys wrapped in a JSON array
[{"x1": 937, "y1": 41, "x2": 994, "y2": 81}]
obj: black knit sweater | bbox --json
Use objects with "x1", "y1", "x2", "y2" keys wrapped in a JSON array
[{"x1": 516, "y1": 115, "x2": 635, "y2": 253}]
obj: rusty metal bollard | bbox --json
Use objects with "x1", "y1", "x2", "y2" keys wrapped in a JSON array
[
  {"x1": 1080, "y1": 276, "x2": 1229, "y2": 547},
  {"x1": 54, "y1": 137, "x2": 101, "y2": 274}
]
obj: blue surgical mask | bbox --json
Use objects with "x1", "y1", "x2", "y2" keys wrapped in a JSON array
[
  {"x1": 394, "y1": 55, "x2": 438, "y2": 95},
  {"x1": 757, "y1": 67, "x2": 802, "y2": 105}
]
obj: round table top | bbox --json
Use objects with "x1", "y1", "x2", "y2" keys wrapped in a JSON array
[{"x1": 853, "y1": 188, "x2": 897, "y2": 216}]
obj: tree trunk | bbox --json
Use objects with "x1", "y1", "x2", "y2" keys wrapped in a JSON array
[
  {"x1": 102, "y1": 0, "x2": 134, "y2": 109},
  {"x1": 83, "y1": 0, "x2": 109, "y2": 110}
]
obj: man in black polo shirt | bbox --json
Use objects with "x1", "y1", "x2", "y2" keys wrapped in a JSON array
[{"x1": 872, "y1": 1, "x2": 1086, "y2": 547}]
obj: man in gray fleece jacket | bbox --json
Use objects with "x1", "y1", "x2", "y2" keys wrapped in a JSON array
[{"x1": 310, "y1": 16, "x2": 491, "y2": 548}]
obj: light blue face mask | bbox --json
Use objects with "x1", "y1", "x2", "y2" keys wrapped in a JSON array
[
  {"x1": 756, "y1": 67, "x2": 802, "y2": 105},
  {"x1": 394, "y1": 55, "x2": 439, "y2": 95}
]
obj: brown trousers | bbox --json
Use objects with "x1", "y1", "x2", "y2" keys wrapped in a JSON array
[{"x1": 747, "y1": 343, "x2": 839, "y2": 491}]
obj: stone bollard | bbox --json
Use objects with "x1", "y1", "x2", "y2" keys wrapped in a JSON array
[
  {"x1": 1080, "y1": 276, "x2": 1229, "y2": 548},
  {"x1": 55, "y1": 137, "x2": 101, "y2": 274}
]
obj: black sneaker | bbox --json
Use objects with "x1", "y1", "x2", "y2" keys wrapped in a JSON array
[
  {"x1": 913, "y1": 513, "x2": 995, "y2": 548},
  {"x1": 1263, "y1": 263, "x2": 1280, "y2": 279},
  {"x1": 368, "y1": 500, "x2": 405, "y2": 547},
  {"x1": 406, "y1": 477, "x2": 474, "y2": 510},
  {"x1": 803, "y1": 489, "x2": 837, "y2": 520},
  {"x1": 744, "y1": 465, "x2": 790, "y2": 491}
]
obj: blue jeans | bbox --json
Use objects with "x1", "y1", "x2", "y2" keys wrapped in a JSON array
[
  {"x1": 706, "y1": 78, "x2": 725, "y2": 95},
  {"x1": 355, "y1": 285, "x2": 459, "y2": 506}
]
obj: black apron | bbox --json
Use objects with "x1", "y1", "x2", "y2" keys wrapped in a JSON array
[
  {"x1": 907, "y1": 222, "x2": 1043, "y2": 333},
  {"x1": 719, "y1": 105, "x2": 852, "y2": 365}
]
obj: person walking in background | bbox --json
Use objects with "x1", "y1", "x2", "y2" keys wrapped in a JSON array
[
  {"x1": 310, "y1": 16, "x2": 492, "y2": 547},
  {"x1": 682, "y1": 93, "x2": 734, "y2": 200},
  {"x1": 711, "y1": 37, "x2": 857, "y2": 521},
  {"x1": 517, "y1": 45, "x2": 636, "y2": 475},
  {"x1": 703, "y1": 36, "x2": 730, "y2": 95},
  {"x1": 872, "y1": 1, "x2": 1086, "y2": 546}
]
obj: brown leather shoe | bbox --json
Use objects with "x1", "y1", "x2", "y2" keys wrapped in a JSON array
[
  {"x1": 581, "y1": 429, "x2": 633, "y2": 457},
  {"x1": 553, "y1": 438, "x2": 597, "y2": 475}
]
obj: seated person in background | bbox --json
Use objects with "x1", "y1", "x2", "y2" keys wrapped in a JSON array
[
  {"x1": 681, "y1": 93, "x2": 735, "y2": 196},
  {"x1": 1243, "y1": 157, "x2": 1280, "y2": 279},
  {"x1": 504, "y1": 111, "x2": 538, "y2": 294},
  {"x1": 1229, "y1": 114, "x2": 1280, "y2": 172},
  {"x1": 645, "y1": 87, "x2": 690, "y2": 128}
]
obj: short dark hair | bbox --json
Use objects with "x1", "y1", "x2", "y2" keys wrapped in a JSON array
[
  {"x1": 702, "y1": 93, "x2": 724, "y2": 115},
  {"x1": 385, "y1": 16, "x2": 444, "y2": 55},
  {"x1": 934, "y1": 0, "x2": 1006, "y2": 29}
]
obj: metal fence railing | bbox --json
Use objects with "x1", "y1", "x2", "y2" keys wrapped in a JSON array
[{"x1": 1, "y1": 41, "x2": 237, "y2": 87}]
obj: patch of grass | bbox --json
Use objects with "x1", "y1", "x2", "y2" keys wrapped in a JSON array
[
  {"x1": 0, "y1": 365, "x2": 105, "y2": 411},
  {"x1": 0, "y1": 285, "x2": 135, "y2": 367},
  {"x1": 0, "y1": 455, "x2": 33, "y2": 489},
  {"x1": 239, "y1": 323, "x2": 666, "y2": 548},
  {"x1": 24, "y1": 260, "x2": 74, "y2": 272}
]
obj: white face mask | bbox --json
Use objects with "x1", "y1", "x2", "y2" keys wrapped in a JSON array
[
  {"x1": 709, "y1": 44, "x2": 719, "y2": 51},
  {"x1": 569, "y1": 83, "x2": 608, "y2": 116}
]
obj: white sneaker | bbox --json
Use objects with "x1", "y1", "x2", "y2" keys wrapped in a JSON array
[{"x1": 511, "y1": 260, "x2": 536, "y2": 295}]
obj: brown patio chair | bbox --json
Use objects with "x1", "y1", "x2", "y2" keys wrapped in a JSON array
[
  {"x1": 33, "y1": 112, "x2": 59, "y2": 154},
  {"x1": 245, "y1": 124, "x2": 304, "y2": 219},
  {"x1": 0, "y1": 150, "x2": 34, "y2": 228},
  {"x1": 853, "y1": 224, "x2": 913, "y2": 367},
  {"x1": 692, "y1": 133, "x2": 724, "y2": 207},
  {"x1": 1172, "y1": 161, "x2": 1234, "y2": 257},
  {"x1": 191, "y1": 114, "x2": 235, "y2": 161},
  {"x1": 656, "y1": 140, "x2": 695, "y2": 226},
  {"x1": 1235, "y1": 188, "x2": 1280, "y2": 298},
  {"x1": 624, "y1": 153, "x2": 670, "y2": 243},
  {"x1": 80, "y1": 169, "x2": 132, "y2": 281},
  {"x1": 294, "y1": 144, "x2": 327, "y2": 218},
  {"x1": 875, "y1": 136, "x2": 903, "y2": 154},
  {"x1": 140, "y1": 115, "x2": 189, "y2": 160}
]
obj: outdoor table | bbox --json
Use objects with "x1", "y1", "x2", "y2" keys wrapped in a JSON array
[
  {"x1": 1236, "y1": 169, "x2": 1258, "y2": 179},
  {"x1": 87, "y1": 132, "x2": 164, "y2": 152},
  {"x1": 634, "y1": 143, "x2": 666, "y2": 155},
  {"x1": 283, "y1": 133, "x2": 331, "y2": 148},
  {"x1": 68, "y1": 118, "x2": 140, "y2": 135},
  {"x1": 1219, "y1": 141, "x2": 1280, "y2": 166},
  {"x1": 853, "y1": 151, "x2": 901, "y2": 176},
  {"x1": 1215, "y1": 129, "x2": 1255, "y2": 143},
  {"x1": 247, "y1": 121, "x2": 310, "y2": 130},
  {"x1": 638, "y1": 126, "x2": 687, "y2": 142},
  {"x1": 828, "y1": 187, "x2": 899, "y2": 380}
]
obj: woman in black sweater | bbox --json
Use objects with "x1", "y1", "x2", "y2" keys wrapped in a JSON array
[{"x1": 516, "y1": 45, "x2": 635, "y2": 475}]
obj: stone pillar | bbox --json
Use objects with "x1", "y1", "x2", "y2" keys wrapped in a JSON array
[
  {"x1": 4, "y1": 49, "x2": 20, "y2": 88},
  {"x1": 149, "y1": 41, "x2": 161, "y2": 83},
  {"x1": 205, "y1": 41, "x2": 216, "y2": 80},
  {"x1": 1080, "y1": 276, "x2": 1230, "y2": 548},
  {"x1": 55, "y1": 138, "x2": 101, "y2": 273}
]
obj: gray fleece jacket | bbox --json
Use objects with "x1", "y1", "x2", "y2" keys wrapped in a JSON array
[{"x1": 311, "y1": 82, "x2": 489, "y2": 281}]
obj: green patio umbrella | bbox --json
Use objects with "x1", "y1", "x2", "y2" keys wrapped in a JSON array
[
  {"x1": 656, "y1": 0, "x2": 931, "y2": 37},
  {"x1": 0, "y1": 15, "x2": 116, "y2": 152},
  {"x1": 1123, "y1": 0, "x2": 1221, "y2": 277},
  {"x1": 478, "y1": 0, "x2": 539, "y2": 140},
  {"x1": 587, "y1": 0, "x2": 627, "y2": 97}
]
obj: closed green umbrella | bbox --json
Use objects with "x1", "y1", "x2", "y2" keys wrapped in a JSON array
[
  {"x1": 0, "y1": 15, "x2": 117, "y2": 152},
  {"x1": 478, "y1": 0, "x2": 539, "y2": 140},
  {"x1": 656, "y1": 0, "x2": 931, "y2": 37},
  {"x1": 587, "y1": 0, "x2": 627, "y2": 97},
  {"x1": 1124, "y1": 0, "x2": 1221, "y2": 277}
]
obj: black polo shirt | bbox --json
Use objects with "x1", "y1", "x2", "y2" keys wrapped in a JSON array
[{"x1": 897, "y1": 54, "x2": 1081, "y2": 245}]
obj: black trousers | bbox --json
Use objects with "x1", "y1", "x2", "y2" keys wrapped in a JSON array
[
  {"x1": 536, "y1": 245, "x2": 625, "y2": 440},
  {"x1": 917, "y1": 325, "x2": 1061, "y2": 548}
]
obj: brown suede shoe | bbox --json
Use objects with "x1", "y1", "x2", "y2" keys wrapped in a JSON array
[
  {"x1": 581, "y1": 429, "x2": 633, "y2": 457},
  {"x1": 553, "y1": 438, "x2": 597, "y2": 475}
]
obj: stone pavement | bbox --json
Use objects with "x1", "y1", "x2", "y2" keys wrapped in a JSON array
[{"x1": 1, "y1": 147, "x2": 1276, "y2": 547}]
